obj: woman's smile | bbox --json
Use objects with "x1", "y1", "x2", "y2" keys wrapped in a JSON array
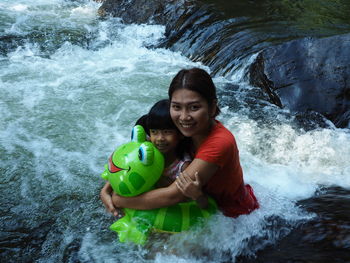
[{"x1": 179, "y1": 121, "x2": 195, "y2": 129}]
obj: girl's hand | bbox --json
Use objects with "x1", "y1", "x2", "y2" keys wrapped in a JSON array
[
  {"x1": 111, "y1": 192, "x2": 124, "y2": 217},
  {"x1": 100, "y1": 182, "x2": 120, "y2": 217},
  {"x1": 175, "y1": 171, "x2": 203, "y2": 200}
]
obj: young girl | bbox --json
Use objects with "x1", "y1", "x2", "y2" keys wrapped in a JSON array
[
  {"x1": 101, "y1": 99, "x2": 193, "y2": 216},
  {"x1": 138, "y1": 99, "x2": 192, "y2": 188}
]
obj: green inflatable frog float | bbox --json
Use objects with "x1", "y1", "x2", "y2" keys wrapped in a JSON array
[{"x1": 101, "y1": 125, "x2": 217, "y2": 245}]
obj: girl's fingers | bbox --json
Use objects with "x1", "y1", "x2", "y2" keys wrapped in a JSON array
[
  {"x1": 110, "y1": 207, "x2": 119, "y2": 217},
  {"x1": 106, "y1": 200, "x2": 119, "y2": 217}
]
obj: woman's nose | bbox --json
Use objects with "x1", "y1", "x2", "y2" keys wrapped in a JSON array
[{"x1": 180, "y1": 109, "x2": 190, "y2": 120}]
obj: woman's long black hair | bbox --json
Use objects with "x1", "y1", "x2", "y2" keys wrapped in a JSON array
[{"x1": 168, "y1": 67, "x2": 220, "y2": 117}]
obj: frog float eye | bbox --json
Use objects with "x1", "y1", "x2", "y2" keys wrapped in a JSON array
[{"x1": 138, "y1": 143, "x2": 154, "y2": 166}]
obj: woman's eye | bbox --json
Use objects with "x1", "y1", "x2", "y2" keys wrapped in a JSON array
[
  {"x1": 190, "y1": 105, "x2": 200, "y2": 111},
  {"x1": 171, "y1": 104, "x2": 180, "y2": 111}
]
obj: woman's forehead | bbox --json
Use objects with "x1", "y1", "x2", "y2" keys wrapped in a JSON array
[{"x1": 170, "y1": 89, "x2": 206, "y2": 104}]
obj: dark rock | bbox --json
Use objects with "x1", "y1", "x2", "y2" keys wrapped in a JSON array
[
  {"x1": 0, "y1": 34, "x2": 25, "y2": 56},
  {"x1": 237, "y1": 187, "x2": 350, "y2": 263},
  {"x1": 249, "y1": 34, "x2": 350, "y2": 128},
  {"x1": 248, "y1": 53, "x2": 282, "y2": 108},
  {"x1": 98, "y1": 0, "x2": 166, "y2": 24},
  {"x1": 98, "y1": 0, "x2": 266, "y2": 75},
  {"x1": 99, "y1": 0, "x2": 350, "y2": 128}
]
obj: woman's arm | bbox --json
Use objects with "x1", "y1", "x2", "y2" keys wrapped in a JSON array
[
  {"x1": 177, "y1": 161, "x2": 209, "y2": 208},
  {"x1": 112, "y1": 158, "x2": 218, "y2": 210},
  {"x1": 176, "y1": 171, "x2": 208, "y2": 208}
]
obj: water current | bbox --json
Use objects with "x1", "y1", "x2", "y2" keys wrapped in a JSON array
[{"x1": 0, "y1": 1, "x2": 349, "y2": 262}]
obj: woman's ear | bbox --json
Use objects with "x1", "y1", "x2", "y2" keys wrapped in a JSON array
[{"x1": 210, "y1": 99, "x2": 218, "y2": 117}]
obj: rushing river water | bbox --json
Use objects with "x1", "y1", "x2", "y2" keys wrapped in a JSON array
[{"x1": 1, "y1": 1, "x2": 350, "y2": 262}]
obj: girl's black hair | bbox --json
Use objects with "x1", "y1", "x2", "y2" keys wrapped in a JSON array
[
  {"x1": 135, "y1": 99, "x2": 190, "y2": 159},
  {"x1": 135, "y1": 114, "x2": 149, "y2": 134},
  {"x1": 146, "y1": 99, "x2": 177, "y2": 131}
]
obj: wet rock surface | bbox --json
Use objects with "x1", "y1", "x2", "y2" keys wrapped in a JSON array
[
  {"x1": 237, "y1": 187, "x2": 350, "y2": 263},
  {"x1": 99, "y1": 0, "x2": 350, "y2": 128},
  {"x1": 249, "y1": 35, "x2": 350, "y2": 128}
]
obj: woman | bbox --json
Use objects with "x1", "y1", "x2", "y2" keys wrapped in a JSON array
[{"x1": 100, "y1": 67, "x2": 259, "y2": 218}]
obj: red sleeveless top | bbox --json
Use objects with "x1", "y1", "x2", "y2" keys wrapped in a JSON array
[{"x1": 195, "y1": 121, "x2": 259, "y2": 217}]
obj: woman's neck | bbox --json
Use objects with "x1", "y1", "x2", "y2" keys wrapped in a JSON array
[{"x1": 192, "y1": 119, "x2": 216, "y2": 150}]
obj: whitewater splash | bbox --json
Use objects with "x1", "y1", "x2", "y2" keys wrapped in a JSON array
[{"x1": 1, "y1": 0, "x2": 349, "y2": 262}]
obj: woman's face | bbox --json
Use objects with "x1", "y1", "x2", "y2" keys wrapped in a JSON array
[{"x1": 170, "y1": 89, "x2": 214, "y2": 138}]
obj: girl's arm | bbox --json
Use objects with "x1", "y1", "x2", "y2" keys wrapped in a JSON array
[
  {"x1": 112, "y1": 158, "x2": 218, "y2": 210},
  {"x1": 112, "y1": 182, "x2": 184, "y2": 210}
]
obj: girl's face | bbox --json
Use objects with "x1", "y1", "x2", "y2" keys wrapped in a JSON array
[
  {"x1": 170, "y1": 89, "x2": 215, "y2": 138},
  {"x1": 149, "y1": 129, "x2": 181, "y2": 154}
]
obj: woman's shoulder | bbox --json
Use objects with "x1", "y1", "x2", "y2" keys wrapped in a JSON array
[
  {"x1": 195, "y1": 121, "x2": 238, "y2": 165},
  {"x1": 209, "y1": 120, "x2": 235, "y2": 142}
]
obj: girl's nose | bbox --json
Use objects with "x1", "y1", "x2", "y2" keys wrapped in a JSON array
[{"x1": 157, "y1": 133, "x2": 165, "y2": 141}]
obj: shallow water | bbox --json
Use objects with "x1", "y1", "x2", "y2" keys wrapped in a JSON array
[{"x1": 0, "y1": 1, "x2": 349, "y2": 262}]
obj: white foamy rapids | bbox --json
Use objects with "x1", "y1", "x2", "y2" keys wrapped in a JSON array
[
  {"x1": 1, "y1": 8, "x2": 200, "y2": 197},
  {"x1": 1, "y1": 0, "x2": 99, "y2": 36},
  {"x1": 1, "y1": 1, "x2": 350, "y2": 263},
  {"x1": 223, "y1": 113, "x2": 350, "y2": 199}
]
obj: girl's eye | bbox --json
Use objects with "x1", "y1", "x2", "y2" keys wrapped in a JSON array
[
  {"x1": 150, "y1": 130, "x2": 158, "y2": 135},
  {"x1": 164, "y1": 130, "x2": 174, "y2": 134},
  {"x1": 138, "y1": 143, "x2": 154, "y2": 166}
]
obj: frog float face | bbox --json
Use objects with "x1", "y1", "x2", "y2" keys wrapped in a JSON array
[{"x1": 101, "y1": 125, "x2": 164, "y2": 196}]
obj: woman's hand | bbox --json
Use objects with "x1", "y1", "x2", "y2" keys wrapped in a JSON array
[
  {"x1": 100, "y1": 182, "x2": 120, "y2": 217},
  {"x1": 175, "y1": 171, "x2": 203, "y2": 200}
]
